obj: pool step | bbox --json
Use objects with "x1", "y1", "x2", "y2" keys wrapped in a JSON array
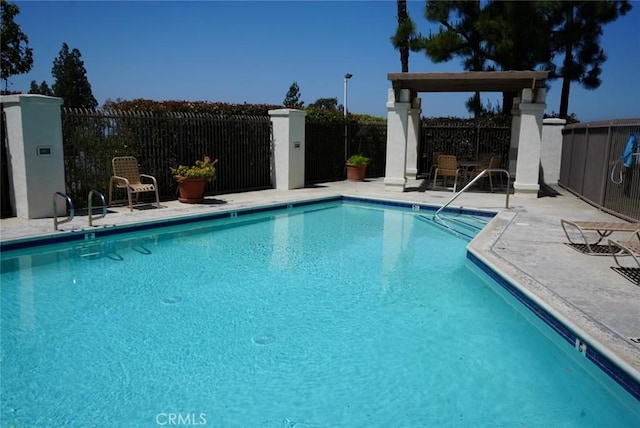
[
  {"x1": 74, "y1": 241, "x2": 105, "y2": 259},
  {"x1": 420, "y1": 213, "x2": 491, "y2": 240}
]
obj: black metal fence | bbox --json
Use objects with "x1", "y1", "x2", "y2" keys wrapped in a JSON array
[
  {"x1": 559, "y1": 119, "x2": 640, "y2": 221},
  {"x1": 61, "y1": 109, "x2": 272, "y2": 208},
  {"x1": 305, "y1": 120, "x2": 387, "y2": 184},
  {"x1": 15, "y1": 108, "x2": 517, "y2": 212},
  {"x1": 418, "y1": 120, "x2": 512, "y2": 176}
]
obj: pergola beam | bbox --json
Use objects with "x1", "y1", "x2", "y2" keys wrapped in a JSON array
[{"x1": 388, "y1": 71, "x2": 549, "y2": 94}]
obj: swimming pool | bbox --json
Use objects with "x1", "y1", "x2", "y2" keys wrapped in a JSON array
[{"x1": 1, "y1": 197, "x2": 639, "y2": 426}]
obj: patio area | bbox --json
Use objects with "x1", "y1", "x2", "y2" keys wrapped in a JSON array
[{"x1": 1, "y1": 178, "x2": 639, "y2": 384}]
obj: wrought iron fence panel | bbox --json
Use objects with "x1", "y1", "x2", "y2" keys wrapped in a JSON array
[
  {"x1": 348, "y1": 121, "x2": 387, "y2": 178},
  {"x1": 61, "y1": 109, "x2": 271, "y2": 209},
  {"x1": 418, "y1": 121, "x2": 511, "y2": 175},
  {"x1": 304, "y1": 120, "x2": 387, "y2": 184},
  {"x1": 305, "y1": 121, "x2": 346, "y2": 183}
]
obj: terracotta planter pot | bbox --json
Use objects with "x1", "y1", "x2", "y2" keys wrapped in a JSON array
[
  {"x1": 177, "y1": 178, "x2": 207, "y2": 203},
  {"x1": 346, "y1": 164, "x2": 367, "y2": 181}
]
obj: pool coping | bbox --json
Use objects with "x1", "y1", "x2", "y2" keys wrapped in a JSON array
[
  {"x1": 468, "y1": 210, "x2": 640, "y2": 401},
  {"x1": 1, "y1": 193, "x2": 639, "y2": 402}
]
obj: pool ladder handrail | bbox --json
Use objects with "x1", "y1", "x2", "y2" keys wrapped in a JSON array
[
  {"x1": 53, "y1": 192, "x2": 75, "y2": 230},
  {"x1": 88, "y1": 190, "x2": 107, "y2": 227},
  {"x1": 433, "y1": 168, "x2": 511, "y2": 226}
]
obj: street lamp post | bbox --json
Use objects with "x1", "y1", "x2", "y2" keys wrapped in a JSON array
[{"x1": 343, "y1": 73, "x2": 353, "y2": 165}]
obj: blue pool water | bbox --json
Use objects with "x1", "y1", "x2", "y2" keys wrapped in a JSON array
[{"x1": 1, "y1": 199, "x2": 639, "y2": 427}]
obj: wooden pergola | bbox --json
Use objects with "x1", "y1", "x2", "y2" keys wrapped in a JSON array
[{"x1": 384, "y1": 71, "x2": 550, "y2": 197}]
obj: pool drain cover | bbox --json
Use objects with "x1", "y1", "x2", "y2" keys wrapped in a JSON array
[
  {"x1": 253, "y1": 334, "x2": 275, "y2": 345},
  {"x1": 161, "y1": 296, "x2": 182, "y2": 305}
]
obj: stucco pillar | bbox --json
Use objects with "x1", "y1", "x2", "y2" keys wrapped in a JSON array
[
  {"x1": 513, "y1": 88, "x2": 546, "y2": 198},
  {"x1": 405, "y1": 96, "x2": 421, "y2": 179},
  {"x1": 508, "y1": 96, "x2": 521, "y2": 176},
  {"x1": 268, "y1": 108, "x2": 307, "y2": 190},
  {"x1": 384, "y1": 88, "x2": 411, "y2": 192},
  {"x1": 1, "y1": 94, "x2": 66, "y2": 219},
  {"x1": 540, "y1": 118, "x2": 566, "y2": 185}
]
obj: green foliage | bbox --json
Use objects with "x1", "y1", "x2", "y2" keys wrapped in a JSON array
[
  {"x1": 350, "y1": 113, "x2": 386, "y2": 123},
  {"x1": 421, "y1": 0, "x2": 633, "y2": 118},
  {"x1": 283, "y1": 81, "x2": 304, "y2": 108},
  {"x1": 544, "y1": 111, "x2": 580, "y2": 124},
  {"x1": 465, "y1": 95, "x2": 502, "y2": 118},
  {"x1": 548, "y1": 0, "x2": 632, "y2": 117},
  {"x1": 307, "y1": 97, "x2": 338, "y2": 110},
  {"x1": 105, "y1": 98, "x2": 282, "y2": 116},
  {"x1": 0, "y1": 0, "x2": 33, "y2": 88},
  {"x1": 304, "y1": 107, "x2": 345, "y2": 122},
  {"x1": 52, "y1": 43, "x2": 97, "y2": 109},
  {"x1": 346, "y1": 154, "x2": 371, "y2": 166},
  {"x1": 62, "y1": 112, "x2": 140, "y2": 207},
  {"x1": 28, "y1": 80, "x2": 53, "y2": 96},
  {"x1": 171, "y1": 156, "x2": 218, "y2": 182},
  {"x1": 421, "y1": 115, "x2": 511, "y2": 127},
  {"x1": 103, "y1": 99, "x2": 387, "y2": 123},
  {"x1": 390, "y1": 0, "x2": 422, "y2": 72}
]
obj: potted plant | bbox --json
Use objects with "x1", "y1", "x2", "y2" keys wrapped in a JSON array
[
  {"x1": 171, "y1": 156, "x2": 218, "y2": 203},
  {"x1": 346, "y1": 154, "x2": 370, "y2": 181}
]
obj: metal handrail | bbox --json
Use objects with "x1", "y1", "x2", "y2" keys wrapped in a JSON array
[
  {"x1": 53, "y1": 192, "x2": 74, "y2": 231},
  {"x1": 88, "y1": 190, "x2": 107, "y2": 227},
  {"x1": 433, "y1": 168, "x2": 511, "y2": 222}
]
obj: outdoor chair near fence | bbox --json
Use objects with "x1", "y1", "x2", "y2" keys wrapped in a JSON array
[
  {"x1": 478, "y1": 153, "x2": 493, "y2": 164},
  {"x1": 466, "y1": 155, "x2": 503, "y2": 192},
  {"x1": 427, "y1": 152, "x2": 444, "y2": 181},
  {"x1": 432, "y1": 155, "x2": 462, "y2": 192},
  {"x1": 108, "y1": 156, "x2": 160, "y2": 211}
]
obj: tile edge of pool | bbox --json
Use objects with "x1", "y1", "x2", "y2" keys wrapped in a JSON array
[{"x1": 467, "y1": 211, "x2": 640, "y2": 402}]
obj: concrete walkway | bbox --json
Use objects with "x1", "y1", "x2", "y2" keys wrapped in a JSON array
[{"x1": 1, "y1": 178, "x2": 639, "y2": 381}]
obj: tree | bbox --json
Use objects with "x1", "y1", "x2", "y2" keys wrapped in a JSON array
[
  {"x1": 283, "y1": 82, "x2": 304, "y2": 108},
  {"x1": 423, "y1": 1, "x2": 552, "y2": 115},
  {"x1": 307, "y1": 97, "x2": 338, "y2": 110},
  {"x1": 548, "y1": 1, "x2": 632, "y2": 118},
  {"x1": 51, "y1": 43, "x2": 97, "y2": 109},
  {"x1": 1, "y1": 0, "x2": 33, "y2": 90},
  {"x1": 28, "y1": 80, "x2": 53, "y2": 96},
  {"x1": 390, "y1": 0, "x2": 422, "y2": 72},
  {"x1": 420, "y1": 0, "x2": 632, "y2": 118},
  {"x1": 423, "y1": 0, "x2": 488, "y2": 116}
]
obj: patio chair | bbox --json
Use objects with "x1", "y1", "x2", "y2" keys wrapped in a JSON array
[
  {"x1": 477, "y1": 153, "x2": 493, "y2": 164},
  {"x1": 432, "y1": 155, "x2": 462, "y2": 192},
  {"x1": 560, "y1": 219, "x2": 640, "y2": 255},
  {"x1": 608, "y1": 235, "x2": 640, "y2": 284},
  {"x1": 427, "y1": 152, "x2": 443, "y2": 181},
  {"x1": 466, "y1": 155, "x2": 503, "y2": 192},
  {"x1": 108, "y1": 156, "x2": 160, "y2": 211}
]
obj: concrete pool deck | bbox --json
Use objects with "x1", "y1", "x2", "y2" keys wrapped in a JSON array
[{"x1": 1, "y1": 178, "x2": 639, "y2": 383}]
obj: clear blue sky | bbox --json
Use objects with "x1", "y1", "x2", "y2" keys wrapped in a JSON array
[{"x1": 8, "y1": 0, "x2": 640, "y2": 121}]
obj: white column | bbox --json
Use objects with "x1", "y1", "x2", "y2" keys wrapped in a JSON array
[
  {"x1": 540, "y1": 118, "x2": 566, "y2": 185},
  {"x1": 268, "y1": 108, "x2": 307, "y2": 190},
  {"x1": 405, "y1": 96, "x2": 421, "y2": 179},
  {"x1": 384, "y1": 88, "x2": 411, "y2": 192},
  {"x1": 508, "y1": 97, "x2": 521, "y2": 176},
  {"x1": 513, "y1": 88, "x2": 547, "y2": 198},
  {"x1": 1, "y1": 94, "x2": 66, "y2": 219}
]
